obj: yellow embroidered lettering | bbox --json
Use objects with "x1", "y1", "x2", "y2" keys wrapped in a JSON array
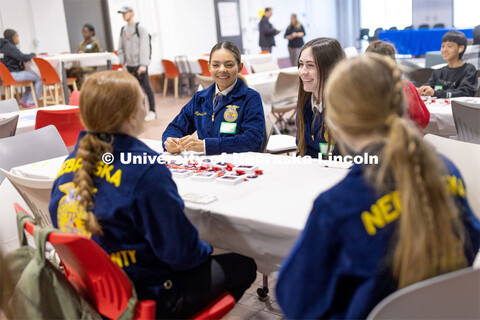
[
  {"x1": 127, "y1": 250, "x2": 136, "y2": 264},
  {"x1": 110, "y1": 252, "x2": 123, "y2": 268}
]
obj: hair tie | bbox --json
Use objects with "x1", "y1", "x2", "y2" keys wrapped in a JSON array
[{"x1": 384, "y1": 114, "x2": 398, "y2": 127}]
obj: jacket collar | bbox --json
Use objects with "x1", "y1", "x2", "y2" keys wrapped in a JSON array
[{"x1": 199, "y1": 79, "x2": 248, "y2": 106}]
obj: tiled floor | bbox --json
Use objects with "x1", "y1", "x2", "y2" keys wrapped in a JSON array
[{"x1": 225, "y1": 272, "x2": 285, "y2": 320}]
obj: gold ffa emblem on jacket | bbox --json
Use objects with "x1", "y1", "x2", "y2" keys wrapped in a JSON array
[{"x1": 223, "y1": 105, "x2": 239, "y2": 122}]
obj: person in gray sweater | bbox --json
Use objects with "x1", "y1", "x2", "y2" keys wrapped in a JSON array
[{"x1": 117, "y1": 6, "x2": 156, "y2": 121}]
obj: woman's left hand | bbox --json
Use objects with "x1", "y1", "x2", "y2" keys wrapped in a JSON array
[{"x1": 179, "y1": 135, "x2": 205, "y2": 152}]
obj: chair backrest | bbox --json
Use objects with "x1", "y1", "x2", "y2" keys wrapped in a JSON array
[
  {"x1": 373, "y1": 27, "x2": 383, "y2": 36},
  {"x1": 474, "y1": 25, "x2": 480, "y2": 45},
  {"x1": 418, "y1": 23, "x2": 430, "y2": 29},
  {"x1": 433, "y1": 23, "x2": 445, "y2": 28},
  {"x1": 0, "y1": 115, "x2": 19, "y2": 138},
  {"x1": 240, "y1": 64, "x2": 249, "y2": 75},
  {"x1": 0, "y1": 98, "x2": 19, "y2": 113},
  {"x1": 262, "y1": 119, "x2": 274, "y2": 153},
  {"x1": 260, "y1": 51, "x2": 270, "y2": 54},
  {"x1": 0, "y1": 61, "x2": 17, "y2": 86},
  {"x1": 195, "y1": 74, "x2": 215, "y2": 90},
  {"x1": 388, "y1": 26, "x2": 397, "y2": 31},
  {"x1": 69, "y1": 90, "x2": 80, "y2": 106},
  {"x1": 251, "y1": 61, "x2": 280, "y2": 73},
  {"x1": 367, "y1": 268, "x2": 480, "y2": 319},
  {"x1": 405, "y1": 68, "x2": 434, "y2": 87},
  {"x1": 423, "y1": 134, "x2": 480, "y2": 220},
  {"x1": 13, "y1": 203, "x2": 156, "y2": 320},
  {"x1": 404, "y1": 25, "x2": 413, "y2": 30},
  {"x1": 359, "y1": 28, "x2": 370, "y2": 39},
  {"x1": 272, "y1": 71, "x2": 299, "y2": 103},
  {"x1": 0, "y1": 125, "x2": 68, "y2": 183},
  {"x1": 451, "y1": 100, "x2": 480, "y2": 144},
  {"x1": 463, "y1": 44, "x2": 480, "y2": 70},
  {"x1": 197, "y1": 59, "x2": 211, "y2": 76},
  {"x1": 161, "y1": 59, "x2": 179, "y2": 78},
  {"x1": 33, "y1": 57, "x2": 61, "y2": 85},
  {"x1": 174, "y1": 56, "x2": 192, "y2": 75},
  {"x1": 35, "y1": 109, "x2": 83, "y2": 148}
]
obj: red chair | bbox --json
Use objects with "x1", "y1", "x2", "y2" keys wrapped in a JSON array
[
  {"x1": 161, "y1": 59, "x2": 179, "y2": 98},
  {"x1": 240, "y1": 65, "x2": 249, "y2": 75},
  {"x1": 197, "y1": 59, "x2": 211, "y2": 77},
  {"x1": 33, "y1": 57, "x2": 78, "y2": 106},
  {"x1": 15, "y1": 203, "x2": 236, "y2": 320},
  {"x1": 35, "y1": 108, "x2": 83, "y2": 149},
  {"x1": 0, "y1": 61, "x2": 39, "y2": 108},
  {"x1": 112, "y1": 50, "x2": 123, "y2": 71},
  {"x1": 69, "y1": 90, "x2": 80, "y2": 106}
]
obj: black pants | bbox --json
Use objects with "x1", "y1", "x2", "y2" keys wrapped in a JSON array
[
  {"x1": 127, "y1": 66, "x2": 156, "y2": 112},
  {"x1": 156, "y1": 253, "x2": 257, "y2": 319}
]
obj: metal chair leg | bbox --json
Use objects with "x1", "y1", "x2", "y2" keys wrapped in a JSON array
[{"x1": 256, "y1": 274, "x2": 269, "y2": 299}]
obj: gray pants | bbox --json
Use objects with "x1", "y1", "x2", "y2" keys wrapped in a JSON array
[
  {"x1": 11, "y1": 70, "x2": 43, "y2": 104},
  {"x1": 288, "y1": 47, "x2": 302, "y2": 66}
]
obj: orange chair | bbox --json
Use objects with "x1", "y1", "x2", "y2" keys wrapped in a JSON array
[
  {"x1": 35, "y1": 108, "x2": 83, "y2": 149},
  {"x1": 112, "y1": 50, "x2": 123, "y2": 71},
  {"x1": 240, "y1": 65, "x2": 249, "y2": 75},
  {"x1": 197, "y1": 59, "x2": 211, "y2": 77},
  {"x1": 260, "y1": 51, "x2": 270, "y2": 54},
  {"x1": 15, "y1": 203, "x2": 237, "y2": 320},
  {"x1": 161, "y1": 59, "x2": 179, "y2": 98},
  {"x1": 69, "y1": 90, "x2": 80, "y2": 106},
  {"x1": 33, "y1": 57, "x2": 78, "y2": 106},
  {"x1": 0, "y1": 61, "x2": 39, "y2": 108}
]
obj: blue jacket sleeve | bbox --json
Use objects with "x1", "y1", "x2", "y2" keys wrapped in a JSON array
[
  {"x1": 205, "y1": 91, "x2": 265, "y2": 155},
  {"x1": 4, "y1": 42, "x2": 35, "y2": 62},
  {"x1": 276, "y1": 197, "x2": 344, "y2": 319},
  {"x1": 162, "y1": 95, "x2": 199, "y2": 146},
  {"x1": 132, "y1": 165, "x2": 212, "y2": 271}
]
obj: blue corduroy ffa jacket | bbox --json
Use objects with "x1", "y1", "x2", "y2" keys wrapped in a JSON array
[
  {"x1": 162, "y1": 79, "x2": 265, "y2": 155},
  {"x1": 49, "y1": 132, "x2": 212, "y2": 301},
  {"x1": 276, "y1": 156, "x2": 480, "y2": 319}
]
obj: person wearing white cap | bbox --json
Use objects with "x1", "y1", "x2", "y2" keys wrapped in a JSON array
[{"x1": 117, "y1": 6, "x2": 157, "y2": 121}]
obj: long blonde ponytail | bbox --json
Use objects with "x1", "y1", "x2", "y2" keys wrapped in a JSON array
[{"x1": 325, "y1": 53, "x2": 467, "y2": 288}]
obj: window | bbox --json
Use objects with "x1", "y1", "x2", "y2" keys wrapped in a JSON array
[{"x1": 360, "y1": 0, "x2": 413, "y2": 34}]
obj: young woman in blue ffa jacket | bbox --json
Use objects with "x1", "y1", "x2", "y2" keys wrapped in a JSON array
[
  {"x1": 48, "y1": 71, "x2": 257, "y2": 318},
  {"x1": 276, "y1": 54, "x2": 480, "y2": 319},
  {"x1": 296, "y1": 38, "x2": 345, "y2": 159},
  {"x1": 162, "y1": 41, "x2": 265, "y2": 155}
]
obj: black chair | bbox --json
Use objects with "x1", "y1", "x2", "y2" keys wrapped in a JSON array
[
  {"x1": 405, "y1": 68, "x2": 434, "y2": 87},
  {"x1": 359, "y1": 28, "x2": 370, "y2": 40},
  {"x1": 473, "y1": 25, "x2": 480, "y2": 45},
  {"x1": 418, "y1": 24, "x2": 430, "y2": 29},
  {"x1": 174, "y1": 56, "x2": 196, "y2": 96},
  {"x1": 404, "y1": 25, "x2": 413, "y2": 30},
  {"x1": 433, "y1": 23, "x2": 445, "y2": 28},
  {"x1": 368, "y1": 27, "x2": 383, "y2": 43},
  {"x1": 388, "y1": 26, "x2": 397, "y2": 31}
]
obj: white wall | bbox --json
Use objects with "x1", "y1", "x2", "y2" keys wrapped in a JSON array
[
  {"x1": 412, "y1": 0, "x2": 453, "y2": 28},
  {"x1": 0, "y1": 0, "x2": 70, "y2": 54}
]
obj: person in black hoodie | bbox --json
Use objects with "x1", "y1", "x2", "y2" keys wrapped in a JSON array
[
  {"x1": 418, "y1": 30, "x2": 478, "y2": 98},
  {"x1": 0, "y1": 29, "x2": 42, "y2": 108}
]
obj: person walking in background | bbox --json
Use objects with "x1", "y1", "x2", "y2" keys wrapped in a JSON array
[
  {"x1": 259, "y1": 7, "x2": 280, "y2": 53},
  {"x1": 284, "y1": 14, "x2": 305, "y2": 66},
  {"x1": 117, "y1": 6, "x2": 157, "y2": 121},
  {"x1": 67, "y1": 24, "x2": 103, "y2": 88},
  {"x1": 0, "y1": 29, "x2": 42, "y2": 108}
]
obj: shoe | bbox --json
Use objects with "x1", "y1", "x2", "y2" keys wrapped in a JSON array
[
  {"x1": 145, "y1": 111, "x2": 157, "y2": 122},
  {"x1": 18, "y1": 100, "x2": 36, "y2": 108}
]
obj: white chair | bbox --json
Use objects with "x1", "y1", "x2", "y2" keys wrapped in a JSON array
[
  {"x1": 451, "y1": 100, "x2": 480, "y2": 144},
  {"x1": 270, "y1": 72, "x2": 299, "y2": 133},
  {"x1": 367, "y1": 268, "x2": 480, "y2": 319},
  {"x1": 261, "y1": 119, "x2": 274, "y2": 153},
  {"x1": 0, "y1": 115, "x2": 19, "y2": 138},
  {"x1": 266, "y1": 135, "x2": 297, "y2": 154},
  {"x1": 195, "y1": 74, "x2": 215, "y2": 91},
  {"x1": 423, "y1": 134, "x2": 480, "y2": 220},
  {"x1": 0, "y1": 98, "x2": 19, "y2": 113},
  {"x1": 251, "y1": 61, "x2": 280, "y2": 73},
  {"x1": 0, "y1": 125, "x2": 68, "y2": 183}
]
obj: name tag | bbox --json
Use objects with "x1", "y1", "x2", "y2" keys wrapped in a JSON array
[
  {"x1": 219, "y1": 122, "x2": 237, "y2": 134},
  {"x1": 86, "y1": 43, "x2": 93, "y2": 50},
  {"x1": 434, "y1": 85, "x2": 443, "y2": 91},
  {"x1": 319, "y1": 143, "x2": 328, "y2": 155}
]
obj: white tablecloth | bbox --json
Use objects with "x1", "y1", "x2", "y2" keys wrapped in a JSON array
[
  {"x1": 245, "y1": 67, "x2": 297, "y2": 105},
  {"x1": 25, "y1": 52, "x2": 119, "y2": 79},
  {"x1": 423, "y1": 97, "x2": 480, "y2": 137},
  {"x1": 0, "y1": 105, "x2": 78, "y2": 135},
  {"x1": 2, "y1": 151, "x2": 348, "y2": 274}
]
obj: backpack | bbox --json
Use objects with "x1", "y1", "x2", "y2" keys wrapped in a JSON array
[{"x1": 121, "y1": 22, "x2": 152, "y2": 60}]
